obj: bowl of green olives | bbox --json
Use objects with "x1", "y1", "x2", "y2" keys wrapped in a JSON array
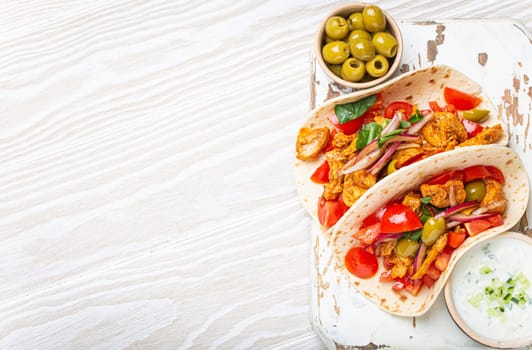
[{"x1": 316, "y1": 3, "x2": 403, "y2": 89}]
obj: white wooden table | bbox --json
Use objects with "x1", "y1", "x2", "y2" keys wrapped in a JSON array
[{"x1": 0, "y1": 1, "x2": 530, "y2": 349}]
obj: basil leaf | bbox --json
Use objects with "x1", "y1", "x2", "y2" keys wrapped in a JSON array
[
  {"x1": 334, "y1": 94, "x2": 378, "y2": 125},
  {"x1": 356, "y1": 122, "x2": 382, "y2": 150},
  {"x1": 409, "y1": 110, "x2": 424, "y2": 123},
  {"x1": 404, "y1": 229, "x2": 422, "y2": 241},
  {"x1": 399, "y1": 120, "x2": 412, "y2": 128},
  {"x1": 378, "y1": 129, "x2": 403, "y2": 148},
  {"x1": 420, "y1": 196, "x2": 431, "y2": 204}
]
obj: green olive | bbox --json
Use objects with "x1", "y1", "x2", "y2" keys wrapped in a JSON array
[
  {"x1": 341, "y1": 58, "x2": 366, "y2": 82},
  {"x1": 322, "y1": 41, "x2": 350, "y2": 64},
  {"x1": 462, "y1": 109, "x2": 490, "y2": 123},
  {"x1": 465, "y1": 180, "x2": 486, "y2": 202},
  {"x1": 327, "y1": 63, "x2": 342, "y2": 77},
  {"x1": 363, "y1": 5, "x2": 386, "y2": 33},
  {"x1": 422, "y1": 217, "x2": 446, "y2": 246},
  {"x1": 372, "y1": 32, "x2": 398, "y2": 58},
  {"x1": 349, "y1": 38, "x2": 375, "y2": 61},
  {"x1": 366, "y1": 54, "x2": 389, "y2": 77},
  {"x1": 346, "y1": 29, "x2": 371, "y2": 44},
  {"x1": 347, "y1": 12, "x2": 365, "y2": 31},
  {"x1": 395, "y1": 238, "x2": 420, "y2": 257},
  {"x1": 325, "y1": 16, "x2": 349, "y2": 40}
]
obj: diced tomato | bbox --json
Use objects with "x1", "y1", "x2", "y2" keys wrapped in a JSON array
[
  {"x1": 423, "y1": 275, "x2": 436, "y2": 288},
  {"x1": 345, "y1": 246, "x2": 379, "y2": 279},
  {"x1": 362, "y1": 206, "x2": 387, "y2": 227},
  {"x1": 317, "y1": 197, "x2": 349, "y2": 228},
  {"x1": 405, "y1": 276, "x2": 423, "y2": 296},
  {"x1": 329, "y1": 112, "x2": 365, "y2": 135},
  {"x1": 434, "y1": 246, "x2": 454, "y2": 272},
  {"x1": 486, "y1": 213, "x2": 504, "y2": 227},
  {"x1": 485, "y1": 166, "x2": 505, "y2": 184},
  {"x1": 384, "y1": 101, "x2": 413, "y2": 120},
  {"x1": 443, "y1": 87, "x2": 482, "y2": 110},
  {"x1": 462, "y1": 119, "x2": 484, "y2": 138},
  {"x1": 379, "y1": 270, "x2": 393, "y2": 282},
  {"x1": 463, "y1": 165, "x2": 492, "y2": 183},
  {"x1": 426, "y1": 169, "x2": 464, "y2": 185},
  {"x1": 444, "y1": 104, "x2": 457, "y2": 115},
  {"x1": 429, "y1": 101, "x2": 444, "y2": 112},
  {"x1": 392, "y1": 277, "x2": 406, "y2": 291},
  {"x1": 364, "y1": 245, "x2": 375, "y2": 255},
  {"x1": 352, "y1": 222, "x2": 381, "y2": 245},
  {"x1": 425, "y1": 264, "x2": 442, "y2": 280},
  {"x1": 380, "y1": 203, "x2": 423, "y2": 233},
  {"x1": 310, "y1": 160, "x2": 330, "y2": 184},
  {"x1": 448, "y1": 230, "x2": 467, "y2": 248},
  {"x1": 464, "y1": 219, "x2": 493, "y2": 237},
  {"x1": 323, "y1": 129, "x2": 336, "y2": 152}
]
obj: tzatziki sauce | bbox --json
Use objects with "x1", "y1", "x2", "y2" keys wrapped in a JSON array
[{"x1": 450, "y1": 236, "x2": 532, "y2": 342}]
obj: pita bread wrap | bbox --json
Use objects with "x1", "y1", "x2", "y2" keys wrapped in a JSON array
[
  {"x1": 330, "y1": 145, "x2": 529, "y2": 317},
  {"x1": 295, "y1": 65, "x2": 508, "y2": 233}
]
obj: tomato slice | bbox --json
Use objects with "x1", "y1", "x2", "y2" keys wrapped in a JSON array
[
  {"x1": 362, "y1": 206, "x2": 387, "y2": 227},
  {"x1": 464, "y1": 219, "x2": 493, "y2": 237},
  {"x1": 392, "y1": 277, "x2": 406, "y2": 291},
  {"x1": 426, "y1": 169, "x2": 464, "y2": 185},
  {"x1": 380, "y1": 203, "x2": 423, "y2": 233},
  {"x1": 429, "y1": 101, "x2": 444, "y2": 112},
  {"x1": 345, "y1": 246, "x2": 379, "y2": 279},
  {"x1": 352, "y1": 222, "x2": 381, "y2": 245},
  {"x1": 486, "y1": 213, "x2": 503, "y2": 227},
  {"x1": 422, "y1": 275, "x2": 436, "y2": 288},
  {"x1": 379, "y1": 270, "x2": 394, "y2": 282},
  {"x1": 317, "y1": 197, "x2": 349, "y2": 228},
  {"x1": 310, "y1": 160, "x2": 330, "y2": 184},
  {"x1": 444, "y1": 103, "x2": 458, "y2": 115},
  {"x1": 384, "y1": 101, "x2": 413, "y2": 120},
  {"x1": 405, "y1": 276, "x2": 423, "y2": 296},
  {"x1": 463, "y1": 165, "x2": 492, "y2": 183},
  {"x1": 485, "y1": 166, "x2": 505, "y2": 184},
  {"x1": 462, "y1": 119, "x2": 484, "y2": 138},
  {"x1": 434, "y1": 246, "x2": 454, "y2": 272},
  {"x1": 448, "y1": 230, "x2": 467, "y2": 248},
  {"x1": 443, "y1": 87, "x2": 481, "y2": 110},
  {"x1": 425, "y1": 264, "x2": 442, "y2": 280}
]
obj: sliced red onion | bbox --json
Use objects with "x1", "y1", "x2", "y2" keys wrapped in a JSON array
[
  {"x1": 413, "y1": 243, "x2": 427, "y2": 274},
  {"x1": 446, "y1": 221, "x2": 461, "y2": 229},
  {"x1": 434, "y1": 201, "x2": 479, "y2": 219},
  {"x1": 408, "y1": 110, "x2": 434, "y2": 134},
  {"x1": 382, "y1": 111, "x2": 403, "y2": 135},
  {"x1": 373, "y1": 233, "x2": 403, "y2": 245},
  {"x1": 471, "y1": 200, "x2": 507, "y2": 215},
  {"x1": 368, "y1": 142, "x2": 401, "y2": 175},
  {"x1": 342, "y1": 147, "x2": 384, "y2": 174},
  {"x1": 396, "y1": 143, "x2": 422, "y2": 150},
  {"x1": 449, "y1": 213, "x2": 497, "y2": 223},
  {"x1": 449, "y1": 185, "x2": 457, "y2": 207}
]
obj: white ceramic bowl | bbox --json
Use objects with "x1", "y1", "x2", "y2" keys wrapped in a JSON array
[{"x1": 444, "y1": 232, "x2": 532, "y2": 348}]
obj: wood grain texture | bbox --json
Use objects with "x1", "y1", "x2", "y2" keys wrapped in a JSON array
[{"x1": 0, "y1": 1, "x2": 530, "y2": 349}]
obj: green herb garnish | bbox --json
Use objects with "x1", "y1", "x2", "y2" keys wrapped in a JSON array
[
  {"x1": 334, "y1": 94, "x2": 378, "y2": 125},
  {"x1": 356, "y1": 122, "x2": 383, "y2": 150}
]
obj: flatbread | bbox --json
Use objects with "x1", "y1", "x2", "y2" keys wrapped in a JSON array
[
  {"x1": 330, "y1": 145, "x2": 528, "y2": 316},
  {"x1": 294, "y1": 65, "x2": 508, "y2": 234}
]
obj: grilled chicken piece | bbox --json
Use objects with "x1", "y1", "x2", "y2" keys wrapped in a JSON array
[
  {"x1": 480, "y1": 178, "x2": 507, "y2": 213},
  {"x1": 402, "y1": 191, "x2": 422, "y2": 214},
  {"x1": 458, "y1": 124, "x2": 503, "y2": 147},
  {"x1": 296, "y1": 127, "x2": 329, "y2": 161},
  {"x1": 421, "y1": 112, "x2": 467, "y2": 149},
  {"x1": 342, "y1": 169, "x2": 376, "y2": 206},
  {"x1": 412, "y1": 233, "x2": 448, "y2": 280},
  {"x1": 392, "y1": 147, "x2": 425, "y2": 168},
  {"x1": 389, "y1": 254, "x2": 414, "y2": 279},
  {"x1": 420, "y1": 179, "x2": 466, "y2": 208}
]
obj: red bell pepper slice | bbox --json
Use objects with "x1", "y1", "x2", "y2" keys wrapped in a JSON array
[{"x1": 426, "y1": 170, "x2": 464, "y2": 185}]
